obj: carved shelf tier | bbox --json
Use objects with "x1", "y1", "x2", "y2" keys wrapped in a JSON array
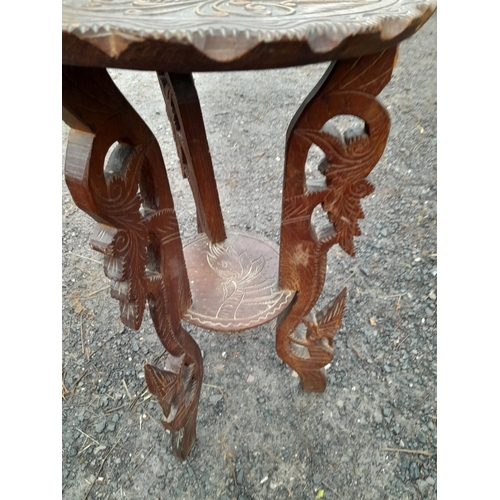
[
  {"x1": 182, "y1": 232, "x2": 294, "y2": 332},
  {"x1": 62, "y1": 0, "x2": 436, "y2": 71}
]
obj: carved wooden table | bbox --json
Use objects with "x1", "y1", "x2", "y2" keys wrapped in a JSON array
[{"x1": 62, "y1": 0, "x2": 437, "y2": 460}]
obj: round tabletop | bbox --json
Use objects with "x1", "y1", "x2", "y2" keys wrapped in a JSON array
[{"x1": 63, "y1": 0, "x2": 436, "y2": 71}]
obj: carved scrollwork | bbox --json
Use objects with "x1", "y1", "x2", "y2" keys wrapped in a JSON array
[
  {"x1": 277, "y1": 47, "x2": 398, "y2": 391},
  {"x1": 63, "y1": 65, "x2": 202, "y2": 459}
]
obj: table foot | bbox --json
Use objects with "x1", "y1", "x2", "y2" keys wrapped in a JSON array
[
  {"x1": 277, "y1": 48, "x2": 398, "y2": 391},
  {"x1": 157, "y1": 71, "x2": 226, "y2": 243},
  {"x1": 63, "y1": 65, "x2": 202, "y2": 459}
]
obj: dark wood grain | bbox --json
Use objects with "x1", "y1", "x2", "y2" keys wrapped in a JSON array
[
  {"x1": 62, "y1": 0, "x2": 436, "y2": 71},
  {"x1": 63, "y1": 65, "x2": 202, "y2": 459},
  {"x1": 157, "y1": 72, "x2": 226, "y2": 243},
  {"x1": 182, "y1": 232, "x2": 294, "y2": 332},
  {"x1": 276, "y1": 47, "x2": 398, "y2": 391},
  {"x1": 62, "y1": 0, "x2": 436, "y2": 460}
]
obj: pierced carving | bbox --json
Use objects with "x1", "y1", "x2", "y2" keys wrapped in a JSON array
[
  {"x1": 277, "y1": 47, "x2": 398, "y2": 391},
  {"x1": 63, "y1": 65, "x2": 202, "y2": 459},
  {"x1": 157, "y1": 72, "x2": 226, "y2": 243}
]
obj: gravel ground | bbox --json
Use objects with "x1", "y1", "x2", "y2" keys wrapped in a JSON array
[{"x1": 62, "y1": 13, "x2": 437, "y2": 500}]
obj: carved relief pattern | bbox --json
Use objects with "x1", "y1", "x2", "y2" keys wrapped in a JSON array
[
  {"x1": 277, "y1": 47, "x2": 398, "y2": 391},
  {"x1": 182, "y1": 233, "x2": 294, "y2": 331},
  {"x1": 63, "y1": 66, "x2": 201, "y2": 459},
  {"x1": 63, "y1": 0, "x2": 437, "y2": 62}
]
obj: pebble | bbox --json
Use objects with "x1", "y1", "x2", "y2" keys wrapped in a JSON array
[
  {"x1": 409, "y1": 462, "x2": 420, "y2": 480},
  {"x1": 416, "y1": 479, "x2": 430, "y2": 495},
  {"x1": 95, "y1": 421, "x2": 106, "y2": 434},
  {"x1": 209, "y1": 394, "x2": 223, "y2": 405}
]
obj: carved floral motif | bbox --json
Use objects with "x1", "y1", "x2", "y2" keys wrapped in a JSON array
[
  {"x1": 277, "y1": 47, "x2": 397, "y2": 391},
  {"x1": 63, "y1": 65, "x2": 201, "y2": 459}
]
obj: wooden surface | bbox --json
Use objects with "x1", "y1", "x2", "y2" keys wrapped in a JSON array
[
  {"x1": 63, "y1": 65, "x2": 203, "y2": 459},
  {"x1": 157, "y1": 72, "x2": 226, "y2": 243},
  {"x1": 276, "y1": 47, "x2": 398, "y2": 391},
  {"x1": 62, "y1": 0, "x2": 436, "y2": 71},
  {"x1": 183, "y1": 232, "x2": 294, "y2": 332},
  {"x1": 62, "y1": 0, "x2": 437, "y2": 458}
]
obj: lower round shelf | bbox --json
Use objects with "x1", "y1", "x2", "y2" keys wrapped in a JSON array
[{"x1": 182, "y1": 232, "x2": 294, "y2": 332}]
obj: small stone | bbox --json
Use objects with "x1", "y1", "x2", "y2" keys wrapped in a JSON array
[
  {"x1": 409, "y1": 462, "x2": 420, "y2": 480},
  {"x1": 374, "y1": 409, "x2": 383, "y2": 424},
  {"x1": 361, "y1": 267, "x2": 370, "y2": 276},
  {"x1": 106, "y1": 422, "x2": 116, "y2": 432},
  {"x1": 95, "y1": 421, "x2": 106, "y2": 434},
  {"x1": 416, "y1": 479, "x2": 430, "y2": 496},
  {"x1": 209, "y1": 394, "x2": 223, "y2": 405},
  {"x1": 68, "y1": 446, "x2": 77, "y2": 457},
  {"x1": 336, "y1": 400, "x2": 344, "y2": 408},
  {"x1": 430, "y1": 267, "x2": 437, "y2": 277},
  {"x1": 428, "y1": 291, "x2": 437, "y2": 300},
  {"x1": 291, "y1": 371, "x2": 299, "y2": 378},
  {"x1": 313, "y1": 472, "x2": 322, "y2": 484},
  {"x1": 381, "y1": 228, "x2": 388, "y2": 237},
  {"x1": 257, "y1": 396, "x2": 266, "y2": 404},
  {"x1": 426, "y1": 477, "x2": 436, "y2": 486},
  {"x1": 246, "y1": 375, "x2": 255, "y2": 383},
  {"x1": 237, "y1": 469, "x2": 244, "y2": 484}
]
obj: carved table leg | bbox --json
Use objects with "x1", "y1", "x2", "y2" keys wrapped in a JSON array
[
  {"x1": 157, "y1": 72, "x2": 226, "y2": 244},
  {"x1": 63, "y1": 66, "x2": 203, "y2": 459},
  {"x1": 277, "y1": 48, "x2": 398, "y2": 392}
]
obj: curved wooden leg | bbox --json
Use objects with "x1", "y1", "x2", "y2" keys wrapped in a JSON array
[
  {"x1": 277, "y1": 47, "x2": 399, "y2": 392},
  {"x1": 63, "y1": 66, "x2": 202, "y2": 459}
]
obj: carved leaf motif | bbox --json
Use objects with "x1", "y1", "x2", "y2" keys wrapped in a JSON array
[
  {"x1": 298, "y1": 125, "x2": 380, "y2": 256},
  {"x1": 90, "y1": 146, "x2": 150, "y2": 329},
  {"x1": 144, "y1": 363, "x2": 181, "y2": 423},
  {"x1": 308, "y1": 287, "x2": 347, "y2": 340}
]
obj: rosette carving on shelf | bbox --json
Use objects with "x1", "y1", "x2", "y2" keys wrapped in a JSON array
[
  {"x1": 63, "y1": 66, "x2": 201, "y2": 459},
  {"x1": 277, "y1": 47, "x2": 398, "y2": 391}
]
